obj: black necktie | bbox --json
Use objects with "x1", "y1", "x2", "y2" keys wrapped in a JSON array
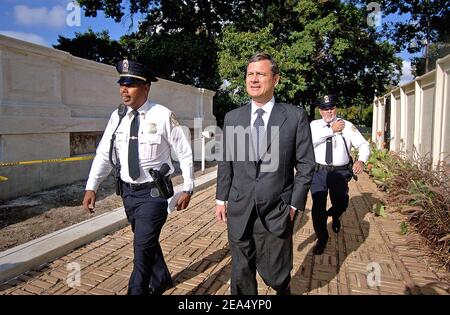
[
  {"x1": 325, "y1": 123, "x2": 333, "y2": 165},
  {"x1": 128, "y1": 110, "x2": 140, "y2": 180},
  {"x1": 253, "y1": 108, "x2": 265, "y2": 161}
]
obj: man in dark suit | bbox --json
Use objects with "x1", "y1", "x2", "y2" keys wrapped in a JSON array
[{"x1": 216, "y1": 52, "x2": 316, "y2": 295}]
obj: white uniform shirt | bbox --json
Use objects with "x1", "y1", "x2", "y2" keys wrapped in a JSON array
[
  {"x1": 310, "y1": 118, "x2": 370, "y2": 166},
  {"x1": 86, "y1": 101, "x2": 194, "y2": 192}
]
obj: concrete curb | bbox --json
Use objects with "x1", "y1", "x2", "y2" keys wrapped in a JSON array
[{"x1": 0, "y1": 170, "x2": 217, "y2": 284}]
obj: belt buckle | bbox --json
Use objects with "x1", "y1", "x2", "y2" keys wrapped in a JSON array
[
  {"x1": 321, "y1": 164, "x2": 333, "y2": 171},
  {"x1": 129, "y1": 183, "x2": 140, "y2": 191}
]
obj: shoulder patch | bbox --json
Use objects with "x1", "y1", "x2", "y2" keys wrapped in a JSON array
[
  {"x1": 170, "y1": 112, "x2": 180, "y2": 127},
  {"x1": 352, "y1": 125, "x2": 357, "y2": 132}
]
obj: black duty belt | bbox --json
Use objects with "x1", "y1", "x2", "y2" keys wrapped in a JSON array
[
  {"x1": 122, "y1": 176, "x2": 171, "y2": 192},
  {"x1": 316, "y1": 163, "x2": 349, "y2": 172},
  {"x1": 122, "y1": 181, "x2": 157, "y2": 191}
]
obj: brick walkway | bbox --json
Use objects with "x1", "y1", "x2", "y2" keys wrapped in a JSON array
[{"x1": 0, "y1": 173, "x2": 448, "y2": 295}]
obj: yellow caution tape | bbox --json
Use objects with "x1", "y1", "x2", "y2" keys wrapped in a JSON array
[
  {"x1": 0, "y1": 155, "x2": 95, "y2": 167},
  {"x1": 0, "y1": 176, "x2": 8, "y2": 182}
]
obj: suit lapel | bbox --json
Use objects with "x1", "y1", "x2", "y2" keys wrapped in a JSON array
[
  {"x1": 240, "y1": 102, "x2": 251, "y2": 129},
  {"x1": 236, "y1": 103, "x2": 257, "y2": 167},
  {"x1": 260, "y1": 103, "x2": 287, "y2": 161}
]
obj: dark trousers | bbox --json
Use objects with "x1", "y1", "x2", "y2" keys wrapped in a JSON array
[
  {"x1": 121, "y1": 183, "x2": 171, "y2": 295},
  {"x1": 311, "y1": 169, "x2": 350, "y2": 242},
  {"x1": 228, "y1": 208, "x2": 292, "y2": 295}
]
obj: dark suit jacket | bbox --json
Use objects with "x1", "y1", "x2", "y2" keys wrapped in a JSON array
[{"x1": 216, "y1": 102, "x2": 316, "y2": 239}]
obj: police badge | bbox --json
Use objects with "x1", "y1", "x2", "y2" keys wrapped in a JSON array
[
  {"x1": 148, "y1": 123, "x2": 157, "y2": 134},
  {"x1": 122, "y1": 58, "x2": 129, "y2": 73}
]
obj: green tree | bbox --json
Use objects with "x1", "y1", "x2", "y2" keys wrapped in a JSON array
[
  {"x1": 218, "y1": 0, "x2": 401, "y2": 121},
  {"x1": 411, "y1": 39, "x2": 450, "y2": 76},
  {"x1": 217, "y1": 25, "x2": 282, "y2": 105},
  {"x1": 376, "y1": 0, "x2": 450, "y2": 73},
  {"x1": 54, "y1": 28, "x2": 125, "y2": 65},
  {"x1": 120, "y1": 32, "x2": 220, "y2": 90},
  {"x1": 77, "y1": 0, "x2": 243, "y2": 90},
  {"x1": 73, "y1": 0, "x2": 401, "y2": 125}
]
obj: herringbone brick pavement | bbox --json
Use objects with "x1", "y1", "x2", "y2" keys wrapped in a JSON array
[{"x1": 0, "y1": 173, "x2": 448, "y2": 295}]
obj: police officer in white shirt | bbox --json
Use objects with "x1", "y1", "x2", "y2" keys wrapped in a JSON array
[
  {"x1": 309, "y1": 95, "x2": 370, "y2": 255},
  {"x1": 82, "y1": 58, "x2": 194, "y2": 295}
]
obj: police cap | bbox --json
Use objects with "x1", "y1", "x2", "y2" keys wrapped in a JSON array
[
  {"x1": 317, "y1": 94, "x2": 337, "y2": 109},
  {"x1": 116, "y1": 58, "x2": 158, "y2": 84}
]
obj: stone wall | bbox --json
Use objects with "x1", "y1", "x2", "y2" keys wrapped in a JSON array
[
  {"x1": 372, "y1": 53, "x2": 450, "y2": 168},
  {"x1": 0, "y1": 35, "x2": 216, "y2": 200}
]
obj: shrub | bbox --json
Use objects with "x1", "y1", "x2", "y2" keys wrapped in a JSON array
[{"x1": 368, "y1": 146, "x2": 450, "y2": 269}]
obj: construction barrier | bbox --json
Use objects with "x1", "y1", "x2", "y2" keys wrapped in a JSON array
[
  {"x1": 0, "y1": 155, "x2": 95, "y2": 182},
  {"x1": 0, "y1": 155, "x2": 95, "y2": 167}
]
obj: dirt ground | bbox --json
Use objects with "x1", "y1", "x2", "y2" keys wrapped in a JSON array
[{"x1": 0, "y1": 162, "x2": 217, "y2": 252}]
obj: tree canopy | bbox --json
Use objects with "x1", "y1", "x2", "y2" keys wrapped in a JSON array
[
  {"x1": 378, "y1": 0, "x2": 449, "y2": 53},
  {"x1": 54, "y1": 28, "x2": 125, "y2": 64},
  {"x1": 56, "y1": 0, "x2": 412, "y2": 124},
  {"x1": 372, "y1": 0, "x2": 449, "y2": 75},
  {"x1": 217, "y1": 1, "x2": 401, "y2": 120}
]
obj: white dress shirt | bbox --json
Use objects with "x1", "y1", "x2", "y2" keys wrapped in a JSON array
[
  {"x1": 250, "y1": 97, "x2": 275, "y2": 132},
  {"x1": 216, "y1": 97, "x2": 297, "y2": 210},
  {"x1": 217, "y1": 98, "x2": 274, "y2": 206},
  {"x1": 86, "y1": 100, "x2": 194, "y2": 192},
  {"x1": 310, "y1": 118, "x2": 370, "y2": 166}
]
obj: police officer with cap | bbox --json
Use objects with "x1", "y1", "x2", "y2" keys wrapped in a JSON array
[
  {"x1": 82, "y1": 58, "x2": 194, "y2": 295},
  {"x1": 309, "y1": 94, "x2": 370, "y2": 255}
]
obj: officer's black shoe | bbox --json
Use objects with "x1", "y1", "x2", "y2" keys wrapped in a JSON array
[
  {"x1": 332, "y1": 216, "x2": 341, "y2": 233},
  {"x1": 327, "y1": 207, "x2": 335, "y2": 217},
  {"x1": 275, "y1": 284, "x2": 291, "y2": 295},
  {"x1": 149, "y1": 281, "x2": 174, "y2": 295},
  {"x1": 313, "y1": 239, "x2": 328, "y2": 255}
]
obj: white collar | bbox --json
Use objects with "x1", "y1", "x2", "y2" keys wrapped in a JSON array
[
  {"x1": 126, "y1": 100, "x2": 152, "y2": 117},
  {"x1": 321, "y1": 117, "x2": 337, "y2": 127},
  {"x1": 251, "y1": 97, "x2": 275, "y2": 116}
]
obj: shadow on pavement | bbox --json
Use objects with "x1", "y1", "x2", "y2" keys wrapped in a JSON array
[
  {"x1": 405, "y1": 282, "x2": 450, "y2": 295},
  {"x1": 171, "y1": 246, "x2": 231, "y2": 294},
  {"x1": 291, "y1": 192, "x2": 380, "y2": 295}
]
